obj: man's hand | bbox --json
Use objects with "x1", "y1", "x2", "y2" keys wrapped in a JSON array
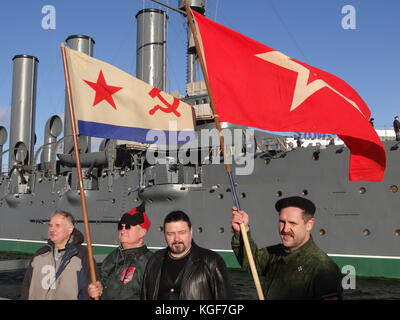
[
  {"x1": 88, "y1": 281, "x2": 103, "y2": 299},
  {"x1": 231, "y1": 206, "x2": 250, "y2": 233}
]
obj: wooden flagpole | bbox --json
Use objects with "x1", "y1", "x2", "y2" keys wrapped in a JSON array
[
  {"x1": 183, "y1": 0, "x2": 265, "y2": 300},
  {"x1": 60, "y1": 43, "x2": 98, "y2": 300}
]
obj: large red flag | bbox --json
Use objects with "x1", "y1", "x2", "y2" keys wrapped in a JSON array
[{"x1": 192, "y1": 11, "x2": 385, "y2": 181}]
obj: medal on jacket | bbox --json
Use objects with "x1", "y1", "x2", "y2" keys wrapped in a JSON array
[{"x1": 120, "y1": 267, "x2": 136, "y2": 284}]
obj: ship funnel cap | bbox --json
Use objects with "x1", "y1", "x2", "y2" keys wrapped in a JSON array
[
  {"x1": 12, "y1": 55, "x2": 39, "y2": 63},
  {"x1": 275, "y1": 196, "x2": 316, "y2": 215}
]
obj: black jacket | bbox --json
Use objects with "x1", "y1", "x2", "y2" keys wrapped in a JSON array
[{"x1": 141, "y1": 242, "x2": 233, "y2": 300}]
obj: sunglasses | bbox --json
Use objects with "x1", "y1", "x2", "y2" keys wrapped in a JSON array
[{"x1": 118, "y1": 223, "x2": 132, "y2": 231}]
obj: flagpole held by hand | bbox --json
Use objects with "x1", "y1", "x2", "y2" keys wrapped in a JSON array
[
  {"x1": 60, "y1": 43, "x2": 99, "y2": 300},
  {"x1": 183, "y1": 0, "x2": 265, "y2": 300}
]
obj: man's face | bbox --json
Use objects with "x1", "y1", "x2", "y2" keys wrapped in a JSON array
[
  {"x1": 278, "y1": 207, "x2": 314, "y2": 252},
  {"x1": 48, "y1": 214, "x2": 74, "y2": 249},
  {"x1": 118, "y1": 224, "x2": 145, "y2": 249},
  {"x1": 164, "y1": 221, "x2": 192, "y2": 256}
]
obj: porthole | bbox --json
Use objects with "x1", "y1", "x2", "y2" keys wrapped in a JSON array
[
  {"x1": 363, "y1": 229, "x2": 371, "y2": 236},
  {"x1": 240, "y1": 193, "x2": 246, "y2": 199},
  {"x1": 390, "y1": 185, "x2": 398, "y2": 193},
  {"x1": 313, "y1": 151, "x2": 320, "y2": 161},
  {"x1": 219, "y1": 228, "x2": 225, "y2": 233},
  {"x1": 395, "y1": 229, "x2": 400, "y2": 237},
  {"x1": 359, "y1": 187, "x2": 366, "y2": 194},
  {"x1": 319, "y1": 229, "x2": 326, "y2": 236},
  {"x1": 197, "y1": 227, "x2": 203, "y2": 233},
  {"x1": 218, "y1": 194, "x2": 224, "y2": 199},
  {"x1": 276, "y1": 191, "x2": 283, "y2": 197},
  {"x1": 265, "y1": 159, "x2": 271, "y2": 165},
  {"x1": 302, "y1": 190, "x2": 308, "y2": 196},
  {"x1": 158, "y1": 226, "x2": 164, "y2": 232}
]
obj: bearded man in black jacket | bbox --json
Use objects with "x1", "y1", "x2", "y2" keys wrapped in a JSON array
[{"x1": 141, "y1": 211, "x2": 233, "y2": 300}]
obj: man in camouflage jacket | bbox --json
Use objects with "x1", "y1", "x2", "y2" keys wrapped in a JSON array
[{"x1": 231, "y1": 196, "x2": 343, "y2": 300}]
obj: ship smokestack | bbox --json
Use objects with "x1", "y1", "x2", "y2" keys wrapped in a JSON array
[
  {"x1": 0, "y1": 126, "x2": 7, "y2": 172},
  {"x1": 63, "y1": 35, "x2": 95, "y2": 154},
  {"x1": 178, "y1": 0, "x2": 206, "y2": 85},
  {"x1": 41, "y1": 115, "x2": 62, "y2": 165},
  {"x1": 8, "y1": 55, "x2": 39, "y2": 170},
  {"x1": 136, "y1": 8, "x2": 168, "y2": 90}
]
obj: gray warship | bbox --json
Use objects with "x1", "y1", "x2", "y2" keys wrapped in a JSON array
[{"x1": 0, "y1": 0, "x2": 399, "y2": 279}]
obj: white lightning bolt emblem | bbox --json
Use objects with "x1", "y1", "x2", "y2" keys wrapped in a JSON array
[{"x1": 255, "y1": 51, "x2": 365, "y2": 116}]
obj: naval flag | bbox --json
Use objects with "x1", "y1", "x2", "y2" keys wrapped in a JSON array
[
  {"x1": 191, "y1": 11, "x2": 386, "y2": 181},
  {"x1": 64, "y1": 46, "x2": 195, "y2": 145}
]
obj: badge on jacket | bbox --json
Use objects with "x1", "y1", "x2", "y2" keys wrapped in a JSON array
[{"x1": 120, "y1": 267, "x2": 136, "y2": 284}]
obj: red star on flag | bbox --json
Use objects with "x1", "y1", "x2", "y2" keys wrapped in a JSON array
[{"x1": 83, "y1": 70, "x2": 123, "y2": 110}]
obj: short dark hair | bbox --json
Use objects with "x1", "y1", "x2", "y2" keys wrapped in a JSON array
[
  {"x1": 52, "y1": 210, "x2": 75, "y2": 226},
  {"x1": 164, "y1": 210, "x2": 192, "y2": 228}
]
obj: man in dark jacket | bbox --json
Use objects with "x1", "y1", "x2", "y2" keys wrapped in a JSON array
[
  {"x1": 88, "y1": 203, "x2": 153, "y2": 300},
  {"x1": 141, "y1": 210, "x2": 232, "y2": 300},
  {"x1": 231, "y1": 196, "x2": 343, "y2": 300},
  {"x1": 393, "y1": 116, "x2": 400, "y2": 141},
  {"x1": 21, "y1": 210, "x2": 95, "y2": 300}
]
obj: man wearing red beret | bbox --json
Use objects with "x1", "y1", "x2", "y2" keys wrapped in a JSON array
[{"x1": 88, "y1": 203, "x2": 152, "y2": 300}]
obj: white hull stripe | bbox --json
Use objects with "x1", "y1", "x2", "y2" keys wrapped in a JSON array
[{"x1": 1, "y1": 238, "x2": 400, "y2": 260}]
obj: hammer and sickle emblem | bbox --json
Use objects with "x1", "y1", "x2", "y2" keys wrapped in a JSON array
[{"x1": 148, "y1": 88, "x2": 181, "y2": 117}]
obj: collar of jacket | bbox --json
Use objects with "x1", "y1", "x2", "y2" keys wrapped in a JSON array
[
  {"x1": 118, "y1": 244, "x2": 149, "y2": 257},
  {"x1": 45, "y1": 229, "x2": 84, "y2": 280},
  {"x1": 281, "y1": 236, "x2": 316, "y2": 264},
  {"x1": 45, "y1": 228, "x2": 84, "y2": 249}
]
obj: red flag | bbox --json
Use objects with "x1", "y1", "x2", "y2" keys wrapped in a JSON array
[{"x1": 192, "y1": 11, "x2": 385, "y2": 181}]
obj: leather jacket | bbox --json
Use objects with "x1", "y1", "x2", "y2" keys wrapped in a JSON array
[{"x1": 141, "y1": 242, "x2": 233, "y2": 300}]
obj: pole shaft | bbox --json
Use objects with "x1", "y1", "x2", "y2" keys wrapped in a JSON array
[
  {"x1": 60, "y1": 44, "x2": 98, "y2": 299},
  {"x1": 183, "y1": 1, "x2": 265, "y2": 300}
]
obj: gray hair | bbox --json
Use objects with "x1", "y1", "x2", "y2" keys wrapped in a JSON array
[{"x1": 52, "y1": 210, "x2": 75, "y2": 226}]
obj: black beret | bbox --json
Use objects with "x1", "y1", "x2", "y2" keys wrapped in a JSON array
[{"x1": 275, "y1": 196, "x2": 316, "y2": 215}]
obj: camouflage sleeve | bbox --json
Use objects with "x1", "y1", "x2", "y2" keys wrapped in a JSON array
[
  {"x1": 312, "y1": 264, "x2": 343, "y2": 300},
  {"x1": 231, "y1": 230, "x2": 270, "y2": 276}
]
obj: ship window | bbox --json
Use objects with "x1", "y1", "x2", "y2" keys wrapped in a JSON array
[
  {"x1": 276, "y1": 191, "x2": 283, "y2": 197},
  {"x1": 359, "y1": 187, "x2": 366, "y2": 194},
  {"x1": 390, "y1": 185, "x2": 398, "y2": 193},
  {"x1": 265, "y1": 159, "x2": 271, "y2": 165},
  {"x1": 218, "y1": 194, "x2": 224, "y2": 199},
  {"x1": 159, "y1": 226, "x2": 164, "y2": 232},
  {"x1": 363, "y1": 229, "x2": 371, "y2": 236},
  {"x1": 312, "y1": 151, "x2": 320, "y2": 161},
  {"x1": 302, "y1": 190, "x2": 308, "y2": 196},
  {"x1": 319, "y1": 229, "x2": 326, "y2": 236},
  {"x1": 197, "y1": 227, "x2": 203, "y2": 233},
  {"x1": 395, "y1": 230, "x2": 400, "y2": 237},
  {"x1": 219, "y1": 228, "x2": 225, "y2": 233},
  {"x1": 240, "y1": 193, "x2": 246, "y2": 198}
]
